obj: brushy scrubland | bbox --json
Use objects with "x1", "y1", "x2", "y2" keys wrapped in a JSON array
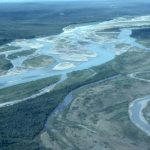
[
  {"x1": 0, "y1": 1, "x2": 150, "y2": 149},
  {"x1": 0, "y1": 51, "x2": 150, "y2": 149}
]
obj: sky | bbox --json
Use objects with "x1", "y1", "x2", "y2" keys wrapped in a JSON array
[
  {"x1": 0, "y1": 0, "x2": 149, "y2": 2},
  {"x1": 0, "y1": 0, "x2": 79, "y2": 2}
]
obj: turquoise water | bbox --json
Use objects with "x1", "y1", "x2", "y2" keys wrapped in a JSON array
[
  {"x1": 0, "y1": 15, "x2": 150, "y2": 89},
  {"x1": 0, "y1": 42, "x2": 115, "y2": 89}
]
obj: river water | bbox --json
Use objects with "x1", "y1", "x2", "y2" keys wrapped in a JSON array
[
  {"x1": 0, "y1": 15, "x2": 150, "y2": 89},
  {"x1": 129, "y1": 97, "x2": 150, "y2": 136}
]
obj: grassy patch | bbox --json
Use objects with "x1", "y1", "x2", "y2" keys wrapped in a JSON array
[
  {"x1": 137, "y1": 72, "x2": 150, "y2": 80},
  {"x1": 0, "y1": 51, "x2": 150, "y2": 149},
  {"x1": 131, "y1": 28, "x2": 150, "y2": 48},
  {"x1": 111, "y1": 51, "x2": 150, "y2": 73},
  {"x1": 0, "y1": 55, "x2": 13, "y2": 75},
  {"x1": 0, "y1": 45, "x2": 20, "y2": 52},
  {"x1": 7, "y1": 49, "x2": 36, "y2": 59},
  {"x1": 22, "y1": 55, "x2": 55, "y2": 68},
  {"x1": 0, "y1": 75, "x2": 60, "y2": 103}
]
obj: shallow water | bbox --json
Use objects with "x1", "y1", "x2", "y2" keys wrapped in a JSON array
[
  {"x1": 129, "y1": 97, "x2": 150, "y2": 136},
  {"x1": 0, "y1": 15, "x2": 150, "y2": 89}
]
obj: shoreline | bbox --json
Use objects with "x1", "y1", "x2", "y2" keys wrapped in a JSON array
[{"x1": 129, "y1": 72, "x2": 150, "y2": 136}]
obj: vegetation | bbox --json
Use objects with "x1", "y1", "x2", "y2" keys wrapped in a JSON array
[
  {"x1": 0, "y1": 1, "x2": 150, "y2": 149},
  {"x1": 111, "y1": 51, "x2": 150, "y2": 73},
  {"x1": 131, "y1": 28, "x2": 150, "y2": 48},
  {"x1": 0, "y1": 55, "x2": 13, "y2": 75},
  {"x1": 0, "y1": 49, "x2": 150, "y2": 150},
  {"x1": 137, "y1": 72, "x2": 150, "y2": 80},
  {"x1": 0, "y1": 57, "x2": 118, "y2": 150},
  {"x1": 143, "y1": 101, "x2": 150, "y2": 124},
  {"x1": 22, "y1": 55, "x2": 55, "y2": 68},
  {"x1": 0, "y1": 1, "x2": 150, "y2": 46},
  {"x1": 0, "y1": 45, "x2": 20, "y2": 52},
  {"x1": 0, "y1": 50, "x2": 150, "y2": 149},
  {"x1": 0, "y1": 75, "x2": 60, "y2": 103},
  {"x1": 44, "y1": 53, "x2": 150, "y2": 149},
  {"x1": 7, "y1": 49, "x2": 36, "y2": 59},
  {"x1": 131, "y1": 28, "x2": 150, "y2": 40}
]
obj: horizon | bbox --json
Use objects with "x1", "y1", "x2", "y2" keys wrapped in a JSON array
[
  {"x1": 0, "y1": 0, "x2": 89, "y2": 3},
  {"x1": 0, "y1": 0, "x2": 150, "y2": 3}
]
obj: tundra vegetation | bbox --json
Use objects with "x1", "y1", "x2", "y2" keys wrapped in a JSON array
[
  {"x1": 0, "y1": 1, "x2": 150, "y2": 150},
  {"x1": 0, "y1": 51, "x2": 150, "y2": 149}
]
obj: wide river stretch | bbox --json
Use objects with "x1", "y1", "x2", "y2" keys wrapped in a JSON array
[{"x1": 0, "y1": 15, "x2": 150, "y2": 89}]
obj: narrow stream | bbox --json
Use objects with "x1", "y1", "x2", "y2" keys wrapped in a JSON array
[
  {"x1": 129, "y1": 72, "x2": 150, "y2": 136},
  {"x1": 129, "y1": 97, "x2": 150, "y2": 136}
]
